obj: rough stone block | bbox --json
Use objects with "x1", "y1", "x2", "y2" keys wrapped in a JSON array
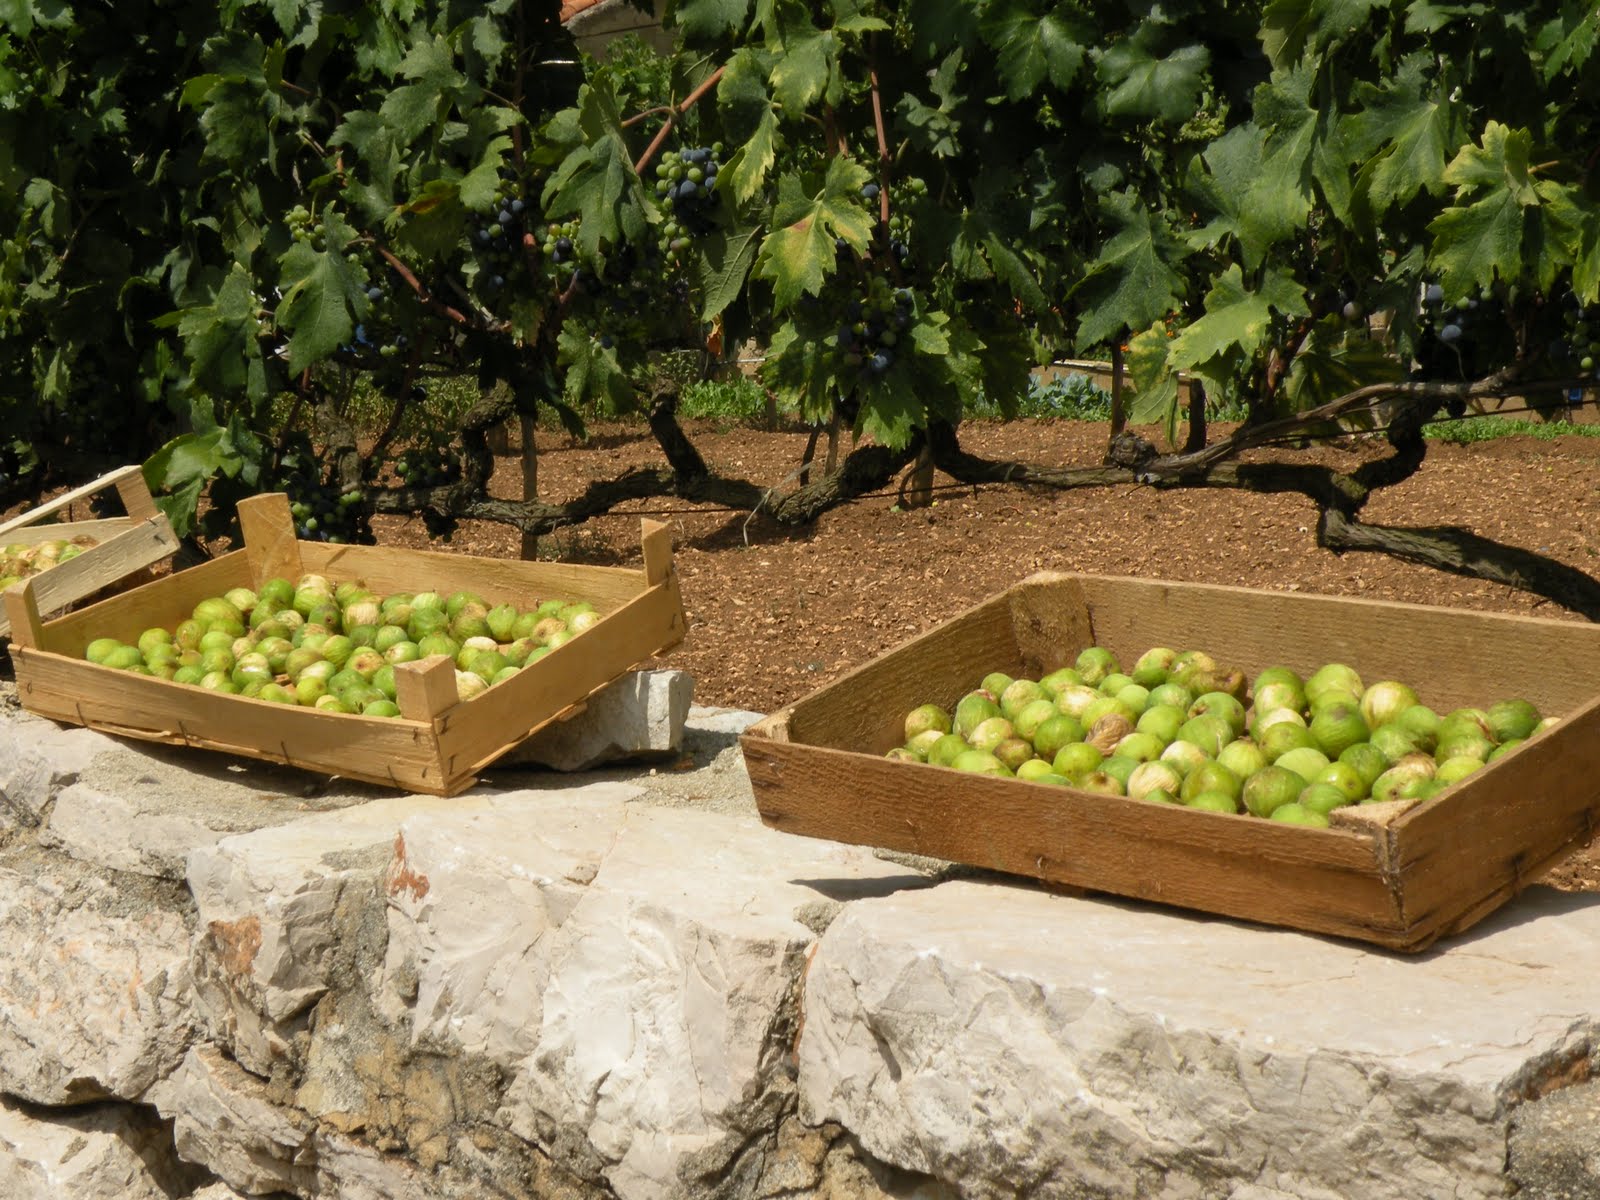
[
  {"x1": 0, "y1": 1094, "x2": 204, "y2": 1200},
  {"x1": 799, "y1": 880, "x2": 1600, "y2": 1200},
  {"x1": 0, "y1": 854, "x2": 193, "y2": 1105},
  {"x1": 497, "y1": 669, "x2": 695, "y2": 771},
  {"x1": 44, "y1": 781, "x2": 242, "y2": 879},
  {"x1": 481, "y1": 804, "x2": 935, "y2": 1200},
  {"x1": 0, "y1": 711, "x2": 119, "y2": 832},
  {"x1": 187, "y1": 793, "x2": 471, "y2": 1075},
  {"x1": 162, "y1": 1043, "x2": 433, "y2": 1200}
]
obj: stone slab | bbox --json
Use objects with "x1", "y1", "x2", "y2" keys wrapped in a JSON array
[
  {"x1": 163, "y1": 1043, "x2": 433, "y2": 1200},
  {"x1": 0, "y1": 712, "x2": 120, "y2": 832},
  {"x1": 0, "y1": 1094, "x2": 203, "y2": 1200},
  {"x1": 799, "y1": 880, "x2": 1600, "y2": 1200},
  {"x1": 498, "y1": 669, "x2": 695, "y2": 771},
  {"x1": 483, "y1": 803, "x2": 937, "y2": 1200},
  {"x1": 0, "y1": 853, "x2": 193, "y2": 1105}
]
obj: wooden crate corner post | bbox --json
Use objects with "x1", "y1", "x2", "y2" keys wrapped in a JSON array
[
  {"x1": 2, "y1": 576, "x2": 43, "y2": 650},
  {"x1": 394, "y1": 653, "x2": 461, "y2": 724},
  {"x1": 640, "y1": 518, "x2": 673, "y2": 588},
  {"x1": 237, "y1": 493, "x2": 304, "y2": 585}
]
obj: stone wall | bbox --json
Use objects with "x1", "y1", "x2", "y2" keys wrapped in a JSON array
[{"x1": 1, "y1": 679, "x2": 1598, "y2": 1199}]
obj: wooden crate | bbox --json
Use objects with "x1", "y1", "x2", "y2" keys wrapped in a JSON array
[
  {"x1": 0, "y1": 466, "x2": 179, "y2": 640},
  {"x1": 741, "y1": 572, "x2": 1600, "y2": 952},
  {"x1": 5, "y1": 494, "x2": 686, "y2": 796}
]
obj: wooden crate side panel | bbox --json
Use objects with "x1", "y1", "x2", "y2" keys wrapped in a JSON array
[
  {"x1": 11, "y1": 648, "x2": 457, "y2": 794},
  {"x1": 35, "y1": 554, "x2": 250, "y2": 656},
  {"x1": 744, "y1": 739, "x2": 1414, "y2": 945},
  {"x1": 1381, "y1": 696, "x2": 1600, "y2": 934},
  {"x1": 0, "y1": 466, "x2": 155, "y2": 536},
  {"x1": 0, "y1": 518, "x2": 134, "y2": 546},
  {"x1": 783, "y1": 595, "x2": 1031, "y2": 755},
  {"x1": 435, "y1": 579, "x2": 688, "y2": 775},
  {"x1": 300, "y1": 543, "x2": 650, "y2": 612},
  {"x1": 1078, "y1": 576, "x2": 1600, "y2": 717}
]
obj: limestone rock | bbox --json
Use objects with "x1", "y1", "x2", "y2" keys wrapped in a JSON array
[
  {"x1": 378, "y1": 784, "x2": 638, "y2": 1064},
  {"x1": 498, "y1": 669, "x2": 695, "y2": 771},
  {"x1": 481, "y1": 804, "x2": 933, "y2": 1200},
  {"x1": 799, "y1": 880, "x2": 1600, "y2": 1200},
  {"x1": 0, "y1": 856, "x2": 193, "y2": 1105},
  {"x1": 163, "y1": 1043, "x2": 433, "y2": 1200},
  {"x1": 0, "y1": 711, "x2": 118, "y2": 832},
  {"x1": 187, "y1": 793, "x2": 469, "y2": 1075},
  {"x1": 0, "y1": 1094, "x2": 204, "y2": 1200},
  {"x1": 44, "y1": 781, "x2": 241, "y2": 880}
]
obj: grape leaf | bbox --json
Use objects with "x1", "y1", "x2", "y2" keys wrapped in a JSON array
[
  {"x1": 1097, "y1": 34, "x2": 1209, "y2": 123},
  {"x1": 1072, "y1": 193, "x2": 1186, "y2": 348},
  {"x1": 276, "y1": 218, "x2": 365, "y2": 373},
  {"x1": 1346, "y1": 55, "x2": 1457, "y2": 214},
  {"x1": 1281, "y1": 317, "x2": 1407, "y2": 414},
  {"x1": 1169, "y1": 263, "x2": 1308, "y2": 371},
  {"x1": 717, "y1": 106, "x2": 776, "y2": 205},
  {"x1": 559, "y1": 327, "x2": 634, "y2": 415},
  {"x1": 769, "y1": 24, "x2": 829, "y2": 113},
  {"x1": 1426, "y1": 122, "x2": 1537, "y2": 299},
  {"x1": 753, "y1": 156, "x2": 873, "y2": 309},
  {"x1": 982, "y1": 1, "x2": 1089, "y2": 100},
  {"x1": 697, "y1": 224, "x2": 762, "y2": 321},
  {"x1": 1126, "y1": 324, "x2": 1180, "y2": 427},
  {"x1": 671, "y1": 0, "x2": 750, "y2": 39}
]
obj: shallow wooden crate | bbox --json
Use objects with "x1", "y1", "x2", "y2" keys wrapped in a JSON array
[
  {"x1": 741, "y1": 572, "x2": 1600, "y2": 952},
  {"x1": 5, "y1": 494, "x2": 686, "y2": 796},
  {"x1": 0, "y1": 466, "x2": 179, "y2": 640}
]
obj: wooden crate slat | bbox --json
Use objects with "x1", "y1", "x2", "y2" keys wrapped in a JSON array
[
  {"x1": 0, "y1": 467, "x2": 178, "y2": 641},
  {"x1": 11, "y1": 649, "x2": 453, "y2": 793},
  {"x1": 1, "y1": 518, "x2": 180, "y2": 640},
  {"x1": 1078, "y1": 575, "x2": 1600, "y2": 716},
  {"x1": 1, "y1": 518, "x2": 134, "y2": 546},
  {"x1": 436, "y1": 575, "x2": 687, "y2": 776},
  {"x1": 742, "y1": 571, "x2": 1600, "y2": 951},
  {"x1": 37, "y1": 554, "x2": 249, "y2": 655},
  {"x1": 743, "y1": 739, "x2": 1415, "y2": 945}
]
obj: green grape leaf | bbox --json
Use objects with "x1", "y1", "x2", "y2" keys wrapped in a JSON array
[
  {"x1": 1170, "y1": 264, "x2": 1308, "y2": 371},
  {"x1": 1125, "y1": 324, "x2": 1180, "y2": 427},
  {"x1": 1346, "y1": 56, "x2": 1457, "y2": 213},
  {"x1": 1426, "y1": 122, "x2": 1538, "y2": 299},
  {"x1": 671, "y1": 0, "x2": 750, "y2": 39},
  {"x1": 559, "y1": 328, "x2": 634, "y2": 416},
  {"x1": 753, "y1": 156, "x2": 873, "y2": 309},
  {"x1": 982, "y1": 1, "x2": 1089, "y2": 100},
  {"x1": 1097, "y1": 33, "x2": 1209, "y2": 123},
  {"x1": 698, "y1": 224, "x2": 762, "y2": 321},
  {"x1": 1073, "y1": 193, "x2": 1186, "y2": 347},
  {"x1": 276, "y1": 217, "x2": 365, "y2": 373},
  {"x1": 762, "y1": 319, "x2": 836, "y2": 424},
  {"x1": 715, "y1": 48, "x2": 772, "y2": 141},
  {"x1": 856, "y1": 371, "x2": 923, "y2": 450},
  {"x1": 1262, "y1": 0, "x2": 1384, "y2": 65},
  {"x1": 1281, "y1": 318, "x2": 1407, "y2": 415},
  {"x1": 1536, "y1": 5, "x2": 1600, "y2": 79},
  {"x1": 717, "y1": 106, "x2": 776, "y2": 205},
  {"x1": 769, "y1": 25, "x2": 829, "y2": 113}
]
